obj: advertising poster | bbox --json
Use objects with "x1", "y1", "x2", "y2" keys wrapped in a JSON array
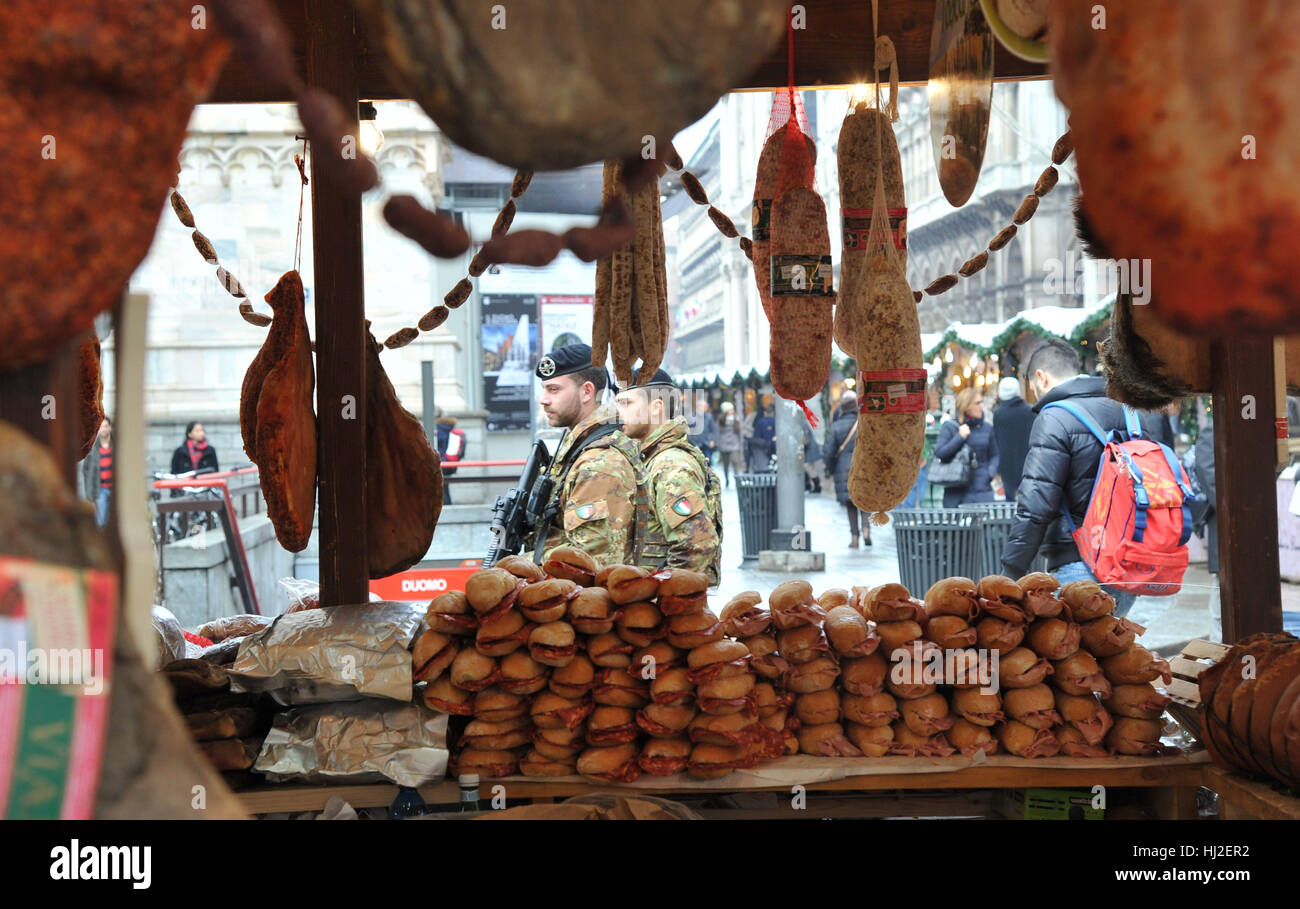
[
  {"x1": 481, "y1": 293, "x2": 539, "y2": 431},
  {"x1": 539, "y1": 295, "x2": 593, "y2": 353}
]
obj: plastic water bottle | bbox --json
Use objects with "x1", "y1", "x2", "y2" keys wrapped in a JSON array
[{"x1": 458, "y1": 774, "x2": 481, "y2": 813}]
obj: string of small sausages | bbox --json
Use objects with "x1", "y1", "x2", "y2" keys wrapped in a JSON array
[
  {"x1": 916, "y1": 130, "x2": 1074, "y2": 302},
  {"x1": 647, "y1": 127, "x2": 1077, "y2": 311},
  {"x1": 167, "y1": 184, "x2": 268, "y2": 327},
  {"x1": 379, "y1": 168, "x2": 533, "y2": 349},
  {"x1": 663, "y1": 146, "x2": 755, "y2": 262}
]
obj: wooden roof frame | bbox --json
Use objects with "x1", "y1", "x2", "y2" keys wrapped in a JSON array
[{"x1": 169, "y1": 2, "x2": 1292, "y2": 636}]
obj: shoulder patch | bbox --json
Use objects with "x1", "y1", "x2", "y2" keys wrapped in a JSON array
[{"x1": 672, "y1": 495, "x2": 695, "y2": 517}]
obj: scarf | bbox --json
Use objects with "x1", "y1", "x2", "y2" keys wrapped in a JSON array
[{"x1": 187, "y1": 438, "x2": 208, "y2": 469}]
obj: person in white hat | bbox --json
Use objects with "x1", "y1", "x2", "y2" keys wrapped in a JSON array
[{"x1": 992, "y1": 376, "x2": 1034, "y2": 501}]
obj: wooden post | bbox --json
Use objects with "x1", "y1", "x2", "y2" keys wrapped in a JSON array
[
  {"x1": 1211, "y1": 338, "x2": 1283, "y2": 641},
  {"x1": 305, "y1": 0, "x2": 368, "y2": 605}
]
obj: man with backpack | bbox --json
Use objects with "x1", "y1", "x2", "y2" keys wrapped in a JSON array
[
  {"x1": 1001, "y1": 339, "x2": 1196, "y2": 617},
  {"x1": 616, "y1": 368, "x2": 723, "y2": 586}
]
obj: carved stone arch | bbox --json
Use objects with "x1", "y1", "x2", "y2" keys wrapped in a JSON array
[
  {"x1": 227, "y1": 144, "x2": 279, "y2": 188},
  {"x1": 177, "y1": 145, "x2": 226, "y2": 188}
]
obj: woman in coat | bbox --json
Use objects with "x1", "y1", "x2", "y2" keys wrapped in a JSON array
[
  {"x1": 823, "y1": 392, "x2": 870, "y2": 547},
  {"x1": 170, "y1": 421, "x2": 219, "y2": 476},
  {"x1": 715, "y1": 402, "x2": 743, "y2": 488},
  {"x1": 932, "y1": 387, "x2": 999, "y2": 508}
]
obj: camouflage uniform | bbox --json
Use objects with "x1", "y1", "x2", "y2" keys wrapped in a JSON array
[
  {"x1": 636, "y1": 416, "x2": 723, "y2": 585},
  {"x1": 533, "y1": 402, "x2": 644, "y2": 568}
]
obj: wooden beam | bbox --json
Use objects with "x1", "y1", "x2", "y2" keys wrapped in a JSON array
[
  {"x1": 207, "y1": 0, "x2": 1047, "y2": 104},
  {"x1": 306, "y1": 0, "x2": 368, "y2": 606},
  {"x1": 1211, "y1": 338, "x2": 1284, "y2": 641},
  {"x1": 0, "y1": 334, "x2": 83, "y2": 489}
]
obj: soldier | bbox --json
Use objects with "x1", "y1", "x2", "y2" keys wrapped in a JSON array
[
  {"x1": 526, "y1": 343, "x2": 645, "y2": 568},
  {"x1": 615, "y1": 368, "x2": 723, "y2": 585}
]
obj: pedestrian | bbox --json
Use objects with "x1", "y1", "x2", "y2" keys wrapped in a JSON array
[
  {"x1": 81, "y1": 416, "x2": 114, "y2": 526},
  {"x1": 687, "y1": 395, "x2": 718, "y2": 464},
  {"x1": 1000, "y1": 338, "x2": 1139, "y2": 616},
  {"x1": 992, "y1": 376, "x2": 1034, "y2": 501},
  {"x1": 932, "y1": 387, "x2": 999, "y2": 507},
  {"x1": 616, "y1": 369, "x2": 723, "y2": 585},
  {"x1": 171, "y1": 421, "x2": 218, "y2": 475},
  {"x1": 434, "y1": 406, "x2": 466, "y2": 505},
  {"x1": 1195, "y1": 419, "x2": 1217, "y2": 575},
  {"x1": 525, "y1": 343, "x2": 642, "y2": 567},
  {"x1": 751, "y1": 406, "x2": 776, "y2": 471},
  {"x1": 823, "y1": 391, "x2": 871, "y2": 547},
  {"x1": 715, "y1": 401, "x2": 744, "y2": 488},
  {"x1": 803, "y1": 421, "x2": 823, "y2": 494}
]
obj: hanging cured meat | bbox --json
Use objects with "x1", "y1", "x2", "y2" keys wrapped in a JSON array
[
  {"x1": 836, "y1": 101, "x2": 906, "y2": 359},
  {"x1": 592, "y1": 159, "x2": 668, "y2": 388},
  {"x1": 77, "y1": 332, "x2": 106, "y2": 460},
  {"x1": 350, "y1": 0, "x2": 787, "y2": 170},
  {"x1": 364, "y1": 327, "x2": 444, "y2": 578},
  {"x1": 1051, "y1": 0, "x2": 1300, "y2": 334},
  {"x1": 0, "y1": 0, "x2": 228, "y2": 370},
  {"x1": 241, "y1": 271, "x2": 317, "y2": 553}
]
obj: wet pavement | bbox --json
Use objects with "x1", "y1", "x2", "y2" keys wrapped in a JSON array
[{"x1": 716, "y1": 483, "x2": 1300, "y2": 654}]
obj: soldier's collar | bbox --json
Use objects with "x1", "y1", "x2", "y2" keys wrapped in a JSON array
[{"x1": 641, "y1": 416, "x2": 686, "y2": 452}]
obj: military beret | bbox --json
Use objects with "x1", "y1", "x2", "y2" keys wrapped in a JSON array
[
  {"x1": 629, "y1": 368, "x2": 676, "y2": 390},
  {"x1": 536, "y1": 343, "x2": 594, "y2": 379}
]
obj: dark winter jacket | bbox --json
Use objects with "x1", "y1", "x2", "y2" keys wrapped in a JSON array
[
  {"x1": 1001, "y1": 375, "x2": 1132, "y2": 576},
  {"x1": 170, "y1": 441, "x2": 218, "y2": 476},
  {"x1": 823, "y1": 405, "x2": 858, "y2": 506},
  {"x1": 933, "y1": 416, "x2": 999, "y2": 507},
  {"x1": 992, "y1": 396, "x2": 1034, "y2": 500}
]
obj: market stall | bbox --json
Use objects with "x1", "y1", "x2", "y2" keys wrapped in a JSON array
[{"x1": 3, "y1": 0, "x2": 1298, "y2": 826}]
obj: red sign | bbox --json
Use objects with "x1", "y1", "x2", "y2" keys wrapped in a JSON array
[{"x1": 369, "y1": 560, "x2": 483, "y2": 601}]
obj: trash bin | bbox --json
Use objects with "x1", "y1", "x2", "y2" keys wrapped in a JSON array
[
  {"x1": 891, "y1": 508, "x2": 983, "y2": 595},
  {"x1": 959, "y1": 502, "x2": 1050, "y2": 577},
  {"x1": 960, "y1": 502, "x2": 1018, "y2": 577},
  {"x1": 736, "y1": 473, "x2": 778, "y2": 562}
]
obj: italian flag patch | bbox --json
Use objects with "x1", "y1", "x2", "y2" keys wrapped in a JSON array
[{"x1": 672, "y1": 496, "x2": 694, "y2": 517}]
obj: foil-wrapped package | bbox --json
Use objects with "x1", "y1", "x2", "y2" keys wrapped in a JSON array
[
  {"x1": 254, "y1": 699, "x2": 449, "y2": 786},
  {"x1": 227, "y1": 602, "x2": 422, "y2": 704}
]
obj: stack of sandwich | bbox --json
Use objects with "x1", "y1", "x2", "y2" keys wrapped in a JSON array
[
  {"x1": 806, "y1": 573, "x2": 1175, "y2": 759},
  {"x1": 414, "y1": 549, "x2": 780, "y2": 780},
  {"x1": 414, "y1": 555, "x2": 1180, "y2": 781}
]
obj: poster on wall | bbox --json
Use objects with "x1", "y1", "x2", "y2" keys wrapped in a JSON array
[
  {"x1": 481, "y1": 293, "x2": 539, "y2": 431},
  {"x1": 539, "y1": 295, "x2": 593, "y2": 353}
]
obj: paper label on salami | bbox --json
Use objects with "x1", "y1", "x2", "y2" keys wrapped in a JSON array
[
  {"x1": 752, "y1": 199, "x2": 773, "y2": 242},
  {"x1": 1277, "y1": 417, "x2": 1289, "y2": 440},
  {"x1": 857, "y1": 369, "x2": 927, "y2": 414},
  {"x1": 770, "y1": 256, "x2": 833, "y2": 297},
  {"x1": 843, "y1": 207, "x2": 907, "y2": 250}
]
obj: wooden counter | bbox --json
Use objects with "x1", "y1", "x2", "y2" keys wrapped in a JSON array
[{"x1": 235, "y1": 753, "x2": 1216, "y2": 817}]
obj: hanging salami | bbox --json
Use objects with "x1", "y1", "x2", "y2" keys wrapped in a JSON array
[{"x1": 766, "y1": 90, "x2": 833, "y2": 405}]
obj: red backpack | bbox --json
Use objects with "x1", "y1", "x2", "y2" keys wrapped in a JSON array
[{"x1": 1041, "y1": 402, "x2": 1200, "y2": 596}]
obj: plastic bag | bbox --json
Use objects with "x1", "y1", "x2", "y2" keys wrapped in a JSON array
[{"x1": 279, "y1": 577, "x2": 382, "y2": 613}]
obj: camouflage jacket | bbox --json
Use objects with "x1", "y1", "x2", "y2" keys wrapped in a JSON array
[
  {"x1": 635, "y1": 417, "x2": 723, "y2": 585},
  {"x1": 533, "y1": 403, "x2": 645, "y2": 569}
]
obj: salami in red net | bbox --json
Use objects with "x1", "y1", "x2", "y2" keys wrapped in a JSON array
[{"x1": 767, "y1": 84, "x2": 833, "y2": 412}]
